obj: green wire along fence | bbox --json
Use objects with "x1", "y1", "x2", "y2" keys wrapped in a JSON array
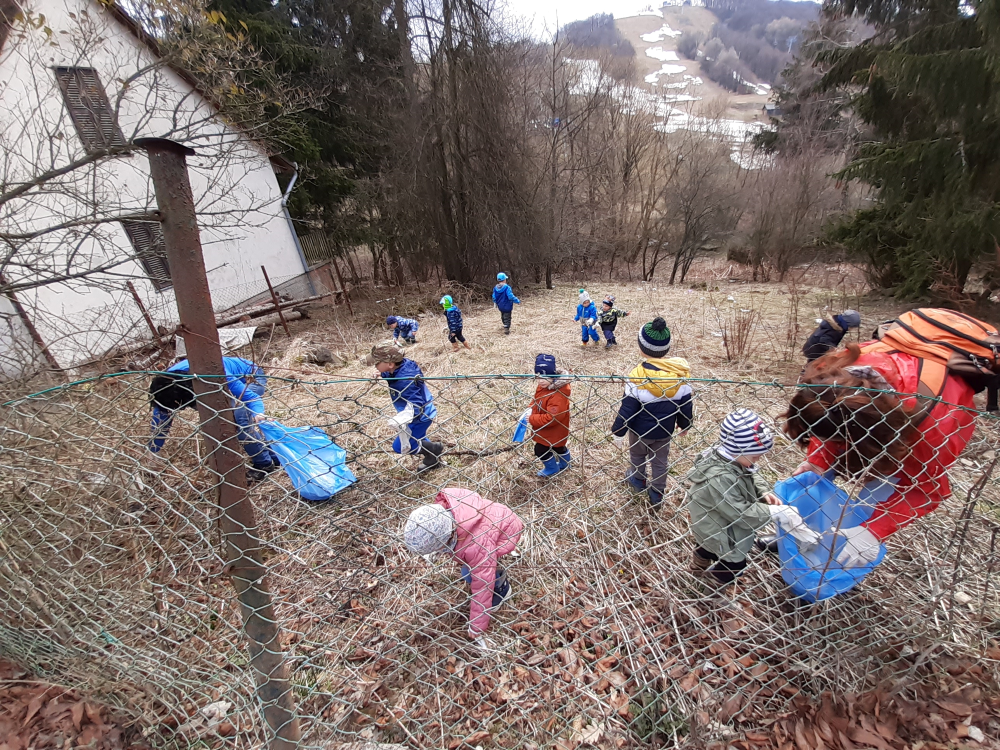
[{"x1": 0, "y1": 373, "x2": 998, "y2": 749}]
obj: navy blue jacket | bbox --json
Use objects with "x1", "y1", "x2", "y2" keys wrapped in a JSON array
[
  {"x1": 392, "y1": 317, "x2": 419, "y2": 340},
  {"x1": 803, "y1": 316, "x2": 848, "y2": 361},
  {"x1": 444, "y1": 306, "x2": 463, "y2": 332},
  {"x1": 383, "y1": 358, "x2": 437, "y2": 423},
  {"x1": 611, "y1": 382, "x2": 694, "y2": 441}
]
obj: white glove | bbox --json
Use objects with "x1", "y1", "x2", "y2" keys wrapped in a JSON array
[
  {"x1": 769, "y1": 505, "x2": 821, "y2": 551},
  {"x1": 613, "y1": 435, "x2": 626, "y2": 449},
  {"x1": 388, "y1": 403, "x2": 415, "y2": 429},
  {"x1": 584, "y1": 318, "x2": 595, "y2": 326},
  {"x1": 388, "y1": 405, "x2": 416, "y2": 454},
  {"x1": 835, "y1": 526, "x2": 881, "y2": 568}
]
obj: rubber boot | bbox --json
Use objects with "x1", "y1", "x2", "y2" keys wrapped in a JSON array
[
  {"x1": 581, "y1": 340, "x2": 588, "y2": 347},
  {"x1": 417, "y1": 440, "x2": 443, "y2": 473},
  {"x1": 556, "y1": 449, "x2": 572, "y2": 471},
  {"x1": 755, "y1": 534, "x2": 779, "y2": 555},
  {"x1": 647, "y1": 486, "x2": 663, "y2": 508},
  {"x1": 246, "y1": 462, "x2": 279, "y2": 484},
  {"x1": 537, "y1": 456, "x2": 562, "y2": 477},
  {"x1": 689, "y1": 549, "x2": 714, "y2": 577},
  {"x1": 626, "y1": 472, "x2": 647, "y2": 492}
]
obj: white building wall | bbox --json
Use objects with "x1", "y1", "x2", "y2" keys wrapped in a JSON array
[{"x1": 0, "y1": 0, "x2": 306, "y2": 374}]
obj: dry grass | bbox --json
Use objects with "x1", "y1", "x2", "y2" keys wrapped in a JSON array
[{"x1": 1, "y1": 262, "x2": 999, "y2": 749}]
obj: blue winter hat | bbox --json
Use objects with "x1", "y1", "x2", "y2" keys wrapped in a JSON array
[
  {"x1": 497, "y1": 272, "x2": 508, "y2": 282},
  {"x1": 719, "y1": 408, "x2": 774, "y2": 457},
  {"x1": 440, "y1": 295, "x2": 453, "y2": 309},
  {"x1": 386, "y1": 316, "x2": 398, "y2": 325},
  {"x1": 534, "y1": 353, "x2": 557, "y2": 376},
  {"x1": 840, "y1": 309, "x2": 861, "y2": 328},
  {"x1": 638, "y1": 317, "x2": 671, "y2": 357}
]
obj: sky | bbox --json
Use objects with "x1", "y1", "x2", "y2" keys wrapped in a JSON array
[
  {"x1": 497, "y1": 0, "x2": 816, "y2": 38},
  {"x1": 498, "y1": 0, "x2": 663, "y2": 37}
]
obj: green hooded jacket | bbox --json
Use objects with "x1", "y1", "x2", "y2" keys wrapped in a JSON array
[{"x1": 685, "y1": 449, "x2": 773, "y2": 562}]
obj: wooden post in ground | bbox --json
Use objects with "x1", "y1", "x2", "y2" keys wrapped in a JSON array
[
  {"x1": 261, "y1": 265, "x2": 291, "y2": 337},
  {"x1": 126, "y1": 281, "x2": 161, "y2": 342},
  {"x1": 138, "y1": 137, "x2": 301, "y2": 750},
  {"x1": 330, "y1": 256, "x2": 354, "y2": 316}
]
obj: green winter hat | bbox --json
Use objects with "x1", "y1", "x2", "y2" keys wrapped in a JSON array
[{"x1": 440, "y1": 295, "x2": 453, "y2": 309}]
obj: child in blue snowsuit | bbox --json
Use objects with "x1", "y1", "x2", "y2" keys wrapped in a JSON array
[
  {"x1": 364, "y1": 344, "x2": 443, "y2": 472},
  {"x1": 575, "y1": 290, "x2": 600, "y2": 346},
  {"x1": 441, "y1": 295, "x2": 471, "y2": 351},
  {"x1": 387, "y1": 316, "x2": 419, "y2": 344},
  {"x1": 492, "y1": 273, "x2": 520, "y2": 335},
  {"x1": 148, "y1": 356, "x2": 279, "y2": 482}
]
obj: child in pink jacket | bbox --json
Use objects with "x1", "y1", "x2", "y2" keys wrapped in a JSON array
[{"x1": 403, "y1": 488, "x2": 523, "y2": 648}]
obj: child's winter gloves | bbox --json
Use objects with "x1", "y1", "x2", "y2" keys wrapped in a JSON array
[
  {"x1": 388, "y1": 404, "x2": 415, "y2": 428},
  {"x1": 835, "y1": 526, "x2": 881, "y2": 568},
  {"x1": 768, "y1": 505, "x2": 822, "y2": 551}
]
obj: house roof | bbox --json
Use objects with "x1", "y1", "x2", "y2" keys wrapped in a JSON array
[{"x1": 0, "y1": 0, "x2": 290, "y2": 170}]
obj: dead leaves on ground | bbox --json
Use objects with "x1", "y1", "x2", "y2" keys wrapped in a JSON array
[
  {"x1": 735, "y1": 679, "x2": 999, "y2": 750},
  {"x1": 0, "y1": 659, "x2": 140, "y2": 750}
]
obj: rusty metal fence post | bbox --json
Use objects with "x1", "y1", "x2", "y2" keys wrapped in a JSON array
[{"x1": 138, "y1": 138, "x2": 301, "y2": 748}]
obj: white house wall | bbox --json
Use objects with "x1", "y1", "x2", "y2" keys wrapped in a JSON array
[{"x1": 0, "y1": 0, "x2": 306, "y2": 373}]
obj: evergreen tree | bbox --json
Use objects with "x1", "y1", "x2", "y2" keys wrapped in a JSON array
[
  {"x1": 816, "y1": 0, "x2": 1000, "y2": 297},
  {"x1": 204, "y1": 0, "x2": 405, "y2": 239}
]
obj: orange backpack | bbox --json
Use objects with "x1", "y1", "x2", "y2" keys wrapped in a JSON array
[{"x1": 865, "y1": 308, "x2": 1000, "y2": 409}]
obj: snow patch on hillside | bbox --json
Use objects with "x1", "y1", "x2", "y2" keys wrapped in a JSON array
[{"x1": 640, "y1": 23, "x2": 682, "y2": 42}]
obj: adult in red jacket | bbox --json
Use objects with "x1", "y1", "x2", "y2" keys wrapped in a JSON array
[
  {"x1": 403, "y1": 488, "x2": 524, "y2": 650},
  {"x1": 783, "y1": 343, "x2": 976, "y2": 567}
]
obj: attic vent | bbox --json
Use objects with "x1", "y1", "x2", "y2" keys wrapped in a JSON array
[
  {"x1": 122, "y1": 221, "x2": 172, "y2": 291},
  {"x1": 53, "y1": 67, "x2": 126, "y2": 153}
]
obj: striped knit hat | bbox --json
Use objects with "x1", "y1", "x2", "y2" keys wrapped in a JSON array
[
  {"x1": 719, "y1": 409, "x2": 774, "y2": 457},
  {"x1": 637, "y1": 318, "x2": 671, "y2": 357}
]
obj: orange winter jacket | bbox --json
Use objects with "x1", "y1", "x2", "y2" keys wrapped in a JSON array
[{"x1": 528, "y1": 373, "x2": 571, "y2": 448}]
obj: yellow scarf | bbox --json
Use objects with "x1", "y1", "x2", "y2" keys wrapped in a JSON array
[{"x1": 627, "y1": 357, "x2": 691, "y2": 398}]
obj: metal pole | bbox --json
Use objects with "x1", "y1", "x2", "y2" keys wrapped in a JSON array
[
  {"x1": 261, "y1": 266, "x2": 292, "y2": 337},
  {"x1": 126, "y1": 281, "x2": 160, "y2": 342},
  {"x1": 137, "y1": 138, "x2": 301, "y2": 749},
  {"x1": 329, "y1": 255, "x2": 354, "y2": 316}
]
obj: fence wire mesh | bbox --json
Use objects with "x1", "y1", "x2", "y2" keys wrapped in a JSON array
[{"x1": 1, "y1": 371, "x2": 998, "y2": 749}]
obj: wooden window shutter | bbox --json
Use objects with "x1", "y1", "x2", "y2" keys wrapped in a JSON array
[
  {"x1": 54, "y1": 67, "x2": 127, "y2": 153},
  {"x1": 122, "y1": 220, "x2": 172, "y2": 291}
]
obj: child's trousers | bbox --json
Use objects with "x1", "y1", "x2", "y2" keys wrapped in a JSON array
[
  {"x1": 628, "y1": 431, "x2": 671, "y2": 494},
  {"x1": 580, "y1": 324, "x2": 600, "y2": 343},
  {"x1": 601, "y1": 325, "x2": 617, "y2": 344},
  {"x1": 461, "y1": 565, "x2": 511, "y2": 607}
]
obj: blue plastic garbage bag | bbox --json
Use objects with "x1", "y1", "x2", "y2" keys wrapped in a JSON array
[
  {"x1": 773, "y1": 473, "x2": 888, "y2": 603},
  {"x1": 259, "y1": 421, "x2": 357, "y2": 502},
  {"x1": 512, "y1": 414, "x2": 529, "y2": 444}
]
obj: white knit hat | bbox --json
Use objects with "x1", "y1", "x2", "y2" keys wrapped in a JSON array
[
  {"x1": 403, "y1": 505, "x2": 455, "y2": 556},
  {"x1": 579, "y1": 289, "x2": 590, "y2": 304},
  {"x1": 719, "y1": 409, "x2": 774, "y2": 457}
]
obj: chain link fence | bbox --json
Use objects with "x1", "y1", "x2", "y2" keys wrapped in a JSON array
[{"x1": 0, "y1": 372, "x2": 998, "y2": 748}]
